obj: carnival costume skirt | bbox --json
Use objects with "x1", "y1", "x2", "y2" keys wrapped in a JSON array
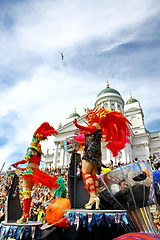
[
  {"x1": 82, "y1": 130, "x2": 102, "y2": 174},
  {"x1": 22, "y1": 168, "x2": 59, "y2": 189}
]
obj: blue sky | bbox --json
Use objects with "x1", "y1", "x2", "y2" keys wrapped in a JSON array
[{"x1": 0, "y1": 0, "x2": 160, "y2": 170}]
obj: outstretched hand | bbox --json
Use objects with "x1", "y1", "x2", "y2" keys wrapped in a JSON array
[
  {"x1": 73, "y1": 118, "x2": 77, "y2": 127},
  {"x1": 12, "y1": 163, "x2": 18, "y2": 168}
]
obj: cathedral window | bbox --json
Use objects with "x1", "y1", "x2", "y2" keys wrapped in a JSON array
[
  {"x1": 104, "y1": 102, "x2": 108, "y2": 108},
  {"x1": 132, "y1": 117, "x2": 138, "y2": 126},
  {"x1": 111, "y1": 102, "x2": 115, "y2": 111}
]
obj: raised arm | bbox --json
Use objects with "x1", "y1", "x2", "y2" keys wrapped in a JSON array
[
  {"x1": 73, "y1": 118, "x2": 97, "y2": 134},
  {"x1": 12, "y1": 159, "x2": 27, "y2": 168}
]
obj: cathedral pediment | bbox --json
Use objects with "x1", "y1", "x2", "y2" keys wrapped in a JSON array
[{"x1": 57, "y1": 115, "x2": 86, "y2": 134}]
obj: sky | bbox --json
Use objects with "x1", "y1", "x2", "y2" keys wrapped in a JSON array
[{"x1": 0, "y1": 0, "x2": 160, "y2": 170}]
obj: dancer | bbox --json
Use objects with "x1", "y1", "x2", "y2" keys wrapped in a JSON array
[
  {"x1": 73, "y1": 106, "x2": 131, "y2": 210},
  {"x1": 12, "y1": 122, "x2": 59, "y2": 223}
]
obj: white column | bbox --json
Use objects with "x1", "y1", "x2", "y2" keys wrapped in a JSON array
[
  {"x1": 44, "y1": 162, "x2": 47, "y2": 170},
  {"x1": 60, "y1": 147, "x2": 65, "y2": 167},
  {"x1": 115, "y1": 101, "x2": 118, "y2": 111},
  {"x1": 101, "y1": 141, "x2": 106, "y2": 162},
  {"x1": 108, "y1": 101, "x2": 111, "y2": 110},
  {"x1": 107, "y1": 149, "x2": 110, "y2": 164},
  {"x1": 126, "y1": 144, "x2": 130, "y2": 163},
  {"x1": 128, "y1": 143, "x2": 133, "y2": 162},
  {"x1": 64, "y1": 153, "x2": 67, "y2": 167},
  {"x1": 101, "y1": 147, "x2": 106, "y2": 165},
  {"x1": 121, "y1": 148, "x2": 127, "y2": 164},
  {"x1": 145, "y1": 144, "x2": 150, "y2": 160},
  {"x1": 53, "y1": 141, "x2": 59, "y2": 169},
  {"x1": 65, "y1": 148, "x2": 70, "y2": 166},
  {"x1": 113, "y1": 157, "x2": 116, "y2": 165}
]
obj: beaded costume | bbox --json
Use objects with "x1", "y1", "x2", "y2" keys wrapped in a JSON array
[
  {"x1": 12, "y1": 122, "x2": 59, "y2": 223},
  {"x1": 82, "y1": 129, "x2": 102, "y2": 174},
  {"x1": 73, "y1": 106, "x2": 131, "y2": 210},
  {"x1": 22, "y1": 168, "x2": 59, "y2": 189},
  {"x1": 20, "y1": 149, "x2": 59, "y2": 189}
]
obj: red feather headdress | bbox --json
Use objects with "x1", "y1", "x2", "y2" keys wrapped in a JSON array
[
  {"x1": 32, "y1": 122, "x2": 58, "y2": 142},
  {"x1": 84, "y1": 105, "x2": 132, "y2": 157}
]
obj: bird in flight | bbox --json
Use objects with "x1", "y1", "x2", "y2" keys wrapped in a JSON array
[{"x1": 61, "y1": 53, "x2": 64, "y2": 60}]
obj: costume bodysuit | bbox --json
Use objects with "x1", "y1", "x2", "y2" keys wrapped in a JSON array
[
  {"x1": 22, "y1": 154, "x2": 59, "y2": 189},
  {"x1": 82, "y1": 129, "x2": 102, "y2": 174},
  {"x1": 12, "y1": 121, "x2": 59, "y2": 223}
]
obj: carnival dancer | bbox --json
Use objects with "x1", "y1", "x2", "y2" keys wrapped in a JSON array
[
  {"x1": 12, "y1": 122, "x2": 59, "y2": 224},
  {"x1": 73, "y1": 106, "x2": 131, "y2": 210}
]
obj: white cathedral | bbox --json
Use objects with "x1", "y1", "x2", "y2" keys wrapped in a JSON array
[{"x1": 43, "y1": 82, "x2": 160, "y2": 169}]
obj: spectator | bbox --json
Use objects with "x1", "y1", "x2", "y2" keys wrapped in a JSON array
[{"x1": 37, "y1": 205, "x2": 45, "y2": 224}]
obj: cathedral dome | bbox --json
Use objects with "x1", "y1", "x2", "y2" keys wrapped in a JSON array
[
  {"x1": 95, "y1": 81, "x2": 124, "y2": 111},
  {"x1": 69, "y1": 108, "x2": 80, "y2": 118},
  {"x1": 126, "y1": 94, "x2": 138, "y2": 104},
  {"x1": 97, "y1": 81, "x2": 121, "y2": 97}
]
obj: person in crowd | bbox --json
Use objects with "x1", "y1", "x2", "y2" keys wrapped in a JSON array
[
  {"x1": 37, "y1": 205, "x2": 46, "y2": 224},
  {"x1": 29, "y1": 202, "x2": 38, "y2": 222},
  {"x1": 12, "y1": 122, "x2": 59, "y2": 223},
  {"x1": 101, "y1": 164, "x2": 111, "y2": 175},
  {"x1": 0, "y1": 206, "x2": 5, "y2": 223}
]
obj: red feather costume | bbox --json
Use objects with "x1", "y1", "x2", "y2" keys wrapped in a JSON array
[
  {"x1": 74, "y1": 106, "x2": 131, "y2": 158},
  {"x1": 98, "y1": 107, "x2": 131, "y2": 157},
  {"x1": 73, "y1": 106, "x2": 131, "y2": 208},
  {"x1": 12, "y1": 122, "x2": 59, "y2": 223}
]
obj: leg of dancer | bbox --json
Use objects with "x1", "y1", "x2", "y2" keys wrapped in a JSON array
[
  {"x1": 82, "y1": 160, "x2": 100, "y2": 209},
  {"x1": 17, "y1": 178, "x2": 34, "y2": 223}
]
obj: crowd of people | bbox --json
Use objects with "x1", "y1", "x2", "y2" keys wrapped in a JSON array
[{"x1": 0, "y1": 165, "x2": 69, "y2": 224}]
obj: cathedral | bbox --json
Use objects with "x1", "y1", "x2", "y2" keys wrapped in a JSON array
[{"x1": 43, "y1": 82, "x2": 160, "y2": 169}]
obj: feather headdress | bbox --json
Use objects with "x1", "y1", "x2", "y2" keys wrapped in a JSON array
[
  {"x1": 32, "y1": 122, "x2": 58, "y2": 142},
  {"x1": 83, "y1": 105, "x2": 132, "y2": 157}
]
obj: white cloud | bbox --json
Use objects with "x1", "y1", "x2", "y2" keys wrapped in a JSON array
[{"x1": 1, "y1": 0, "x2": 159, "y2": 65}]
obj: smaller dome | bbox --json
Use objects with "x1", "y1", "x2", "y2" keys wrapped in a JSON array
[
  {"x1": 69, "y1": 112, "x2": 80, "y2": 118},
  {"x1": 97, "y1": 81, "x2": 121, "y2": 97},
  {"x1": 69, "y1": 108, "x2": 80, "y2": 118},
  {"x1": 126, "y1": 93, "x2": 138, "y2": 104}
]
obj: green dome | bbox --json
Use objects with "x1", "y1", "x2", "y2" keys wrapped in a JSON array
[
  {"x1": 126, "y1": 98, "x2": 138, "y2": 104},
  {"x1": 69, "y1": 108, "x2": 80, "y2": 118},
  {"x1": 97, "y1": 86, "x2": 121, "y2": 97},
  {"x1": 69, "y1": 112, "x2": 80, "y2": 118}
]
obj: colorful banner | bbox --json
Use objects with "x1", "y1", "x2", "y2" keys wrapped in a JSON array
[
  {"x1": 0, "y1": 225, "x2": 40, "y2": 240},
  {"x1": 67, "y1": 211, "x2": 132, "y2": 232}
]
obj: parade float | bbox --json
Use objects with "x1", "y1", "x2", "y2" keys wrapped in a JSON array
[{"x1": 0, "y1": 156, "x2": 160, "y2": 239}]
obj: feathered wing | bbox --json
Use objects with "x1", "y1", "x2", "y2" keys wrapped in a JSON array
[
  {"x1": 106, "y1": 132, "x2": 130, "y2": 157},
  {"x1": 98, "y1": 107, "x2": 132, "y2": 157},
  {"x1": 73, "y1": 133, "x2": 85, "y2": 145},
  {"x1": 33, "y1": 122, "x2": 58, "y2": 141}
]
